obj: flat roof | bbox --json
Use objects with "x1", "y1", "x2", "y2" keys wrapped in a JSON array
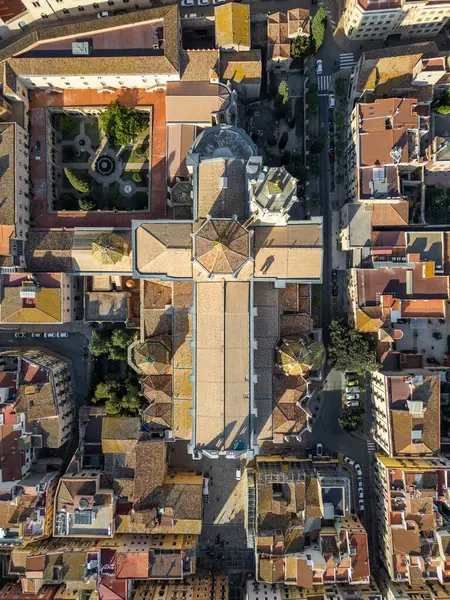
[
  {"x1": 253, "y1": 224, "x2": 322, "y2": 281},
  {"x1": 195, "y1": 281, "x2": 250, "y2": 451}
]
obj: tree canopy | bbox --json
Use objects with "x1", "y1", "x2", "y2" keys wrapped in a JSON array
[
  {"x1": 88, "y1": 328, "x2": 134, "y2": 360},
  {"x1": 311, "y1": 7, "x2": 327, "y2": 52},
  {"x1": 79, "y1": 197, "x2": 96, "y2": 211},
  {"x1": 64, "y1": 168, "x2": 92, "y2": 194},
  {"x1": 99, "y1": 100, "x2": 148, "y2": 147},
  {"x1": 328, "y1": 320, "x2": 378, "y2": 375},
  {"x1": 291, "y1": 36, "x2": 312, "y2": 58},
  {"x1": 278, "y1": 80, "x2": 289, "y2": 104},
  {"x1": 88, "y1": 331, "x2": 110, "y2": 357},
  {"x1": 91, "y1": 378, "x2": 142, "y2": 416}
]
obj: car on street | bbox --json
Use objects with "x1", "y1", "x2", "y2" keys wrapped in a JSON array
[
  {"x1": 346, "y1": 393, "x2": 360, "y2": 401},
  {"x1": 316, "y1": 443, "x2": 323, "y2": 457},
  {"x1": 44, "y1": 332, "x2": 57, "y2": 338},
  {"x1": 97, "y1": 11, "x2": 109, "y2": 18},
  {"x1": 345, "y1": 400, "x2": 360, "y2": 408},
  {"x1": 332, "y1": 285, "x2": 338, "y2": 297},
  {"x1": 345, "y1": 386, "x2": 360, "y2": 394},
  {"x1": 31, "y1": 333, "x2": 42, "y2": 338},
  {"x1": 181, "y1": 0, "x2": 195, "y2": 5},
  {"x1": 346, "y1": 379, "x2": 359, "y2": 387},
  {"x1": 328, "y1": 94, "x2": 335, "y2": 109},
  {"x1": 344, "y1": 456, "x2": 355, "y2": 466},
  {"x1": 235, "y1": 466, "x2": 242, "y2": 481},
  {"x1": 355, "y1": 464, "x2": 362, "y2": 476},
  {"x1": 358, "y1": 489, "x2": 364, "y2": 500},
  {"x1": 316, "y1": 59, "x2": 323, "y2": 75},
  {"x1": 329, "y1": 151, "x2": 335, "y2": 163},
  {"x1": 56, "y1": 332, "x2": 69, "y2": 338},
  {"x1": 332, "y1": 269, "x2": 337, "y2": 285},
  {"x1": 202, "y1": 477, "x2": 209, "y2": 496},
  {"x1": 14, "y1": 332, "x2": 26, "y2": 338},
  {"x1": 198, "y1": 0, "x2": 210, "y2": 5},
  {"x1": 329, "y1": 139, "x2": 335, "y2": 151},
  {"x1": 359, "y1": 499, "x2": 364, "y2": 511}
]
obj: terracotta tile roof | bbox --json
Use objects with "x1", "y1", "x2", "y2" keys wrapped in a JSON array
[
  {"x1": 215, "y1": 3, "x2": 250, "y2": 50},
  {"x1": 133, "y1": 438, "x2": 166, "y2": 503},
  {"x1": 220, "y1": 50, "x2": 262, "y2": 85},
  {"x1": 358, "y1": 98, "x2": 418, "y2": 167},
  {"x1": 166, "y1": 81, "x2": 230, "y2": 125},
  {"x1": 258, "y1": 557, "x2": 284, "y2": 583},
  {"x1": 194, "y1": 219, "x2": 249, "y2": 274},
  {"x1": 296, "y1": 558, "x2": 313, "y2": 588},
  {"x1": 1, "y1": 7, "x2": 180, "y2": 76},
  {"x1": 287, "y1": 8, "x2": 310, "y2": 37},
  {"x1": 135, "y1": 223, "x2": 193, "y2": 278},
  {"x1": 0, "y1": 273, "x2": 62, "y2": 324},
  {"x1": 392, "y1": 528, "x2": 420, "y2": 555},
  {"x1": 349, "y1": 532, "x2": 370, "y2": 581},
  {"x1": 267, "y1": 13, "x2": 290, "y2": 61},
  {"x1": 272, "y1": 375, "x2": 309, "y2": 435},
  {"x1": 115, "y1": 552, "x2": 148, "y2": 579},
  {"x1": 198, "y1": 158, "x2": 246, "y2": 219},
  {"x1": 0, "y1": 123, "x2": 16, "y2": 227},
  {"x1": 358, "y1": 43, "x2": 439, "y2": 95},
  {"x1": 180, "y1": 50, "x2": 219, "y2": 81},
  {"x1": 305, "y1": 478, "x2": 323, "y2": 519}
]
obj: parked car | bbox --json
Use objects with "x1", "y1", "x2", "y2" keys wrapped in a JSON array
[
  {"x1": 329, "y1": 151, "x2": 335, "y2": 163},
  {"x1": 44, "y1": 332, "x2": 57, "y2": 338},
  {"x1": 316, "y1": 59, "x2": 323, "y2": 75},
  {"x1": 198, "y1": 0, "x2": 210, "y2": 5},
  {"x1": 31, "y1": 332, "x2": 41, "y2": 338},
  {"x1": 344, "y1": 456, "x2": 355, "y2": 466},
  {"x1": 332, "y1": 285, "x2": 338, "y2": 297},
  {"x1": 329, "y1": 139, "x2": 335, "y2": 151},
  {"x1": 346, "y1": 379, "x2": 359, "y2": 387},
  {"x1": 213, "y1": 0, "x2": 226, "y2": 4},
  {"x1": 359, "y1": 499, "x2": 365, "y2": 511},
  {"x1": 56, "y1": 332, "x2": 69, "y2": 338},
  {"x1": 14, "y1": 332, "x2": 26, "y2": 338},
  {"x1": 328, "y1": 94, "x2": 335, "y2": 109},
  {"x1": 355, "y1": 464, "x2": 362, "y2": 476},
  {"x1": 346, "y1": 393, "x2": 360, "y2": 401},
  {"x1": 181, "y1": 0, "x2": 194, "y2": 5},
  {"x1": 345, "y1": 372, "x2": 357, "y2": 380},
  {"x1": 235, "y1": 466, "x2": 242, "y2": 481},
  {"x1": 345, "y1": 400, "x2": 360, "y2": 408},
  {"x1": 316, "y1": 443, "x2": 323, "y2": 457},
  {"x1": 202, "y1": 477, "x2": 209, "y2": 496},
  {"x1": 358, "y1": 489, "x2": 364, "y2": 500},
  {"x1": 97, "y1": 10, "x2": 109, "y2": 18},
  {"x1": 345, "y1": 386, "x2": 360, "y2": 394},
  {"x1": 332, "y1": 269, "x2": 337, "y2": 285}
]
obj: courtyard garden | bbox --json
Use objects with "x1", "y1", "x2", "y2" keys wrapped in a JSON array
[{"x1": 51, "y1": 101, "x2": 151, "y2": 212}]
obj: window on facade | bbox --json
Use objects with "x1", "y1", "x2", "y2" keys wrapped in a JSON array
[
  {"x1": 41, "y1": 12, "x2": 48, "y2": 17},
  {"x1": 78, "y1": 6, "x2": 84, "y2": 10},
  {"x1": 63, "y1": 8, "x2": 69, "y2": 12}
]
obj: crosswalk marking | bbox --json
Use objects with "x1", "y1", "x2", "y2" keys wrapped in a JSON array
[
  {"x1": 340, "y1": 52, "x2": 357, "y2": 70},
  {"x1": 317, "y1": 75, "x2": 331, "y2": 92}
]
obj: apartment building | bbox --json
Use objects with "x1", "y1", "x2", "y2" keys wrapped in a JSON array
[
  {"x1": 344, "y1": 0, "x2": 450, "y2": 42},
  {"x1": 0, "y1": 272, "x2": 80, "y2": 323},
  {"x1": 245, "y1": 580, "x2": 382, "y2": 600},
  {"x1": 0, "y1": 0, "x2": 155, "y2": 41},
  {"x1": 374, "y1": 454, "x2": 450, "y2": 587},
  {"x1": 371, "y1": 370, "x2": 440, "y2": 457},
  {"x1": 134, "y1": 576, "x2": 229, "y2": 600},
  {"x1": 0, "y1": 349, "x2": 74, "y2": 449},
  {"x1": 346, "y1": 97, "x2": 430, "y2": 203},
  {"x1": 248, "y1": 457, "x2": 370, "y2": 587},
  {"x1": 0, "y1": 121, "x2": 30, "y2": 270}
]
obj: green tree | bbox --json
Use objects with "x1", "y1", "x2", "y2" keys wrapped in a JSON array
[
  {"x1": 328, "y1": 320, "x2": 378, "y2": 375},
  {"x1": 57, "y1": 113, "x2": 76, "y2": 133},
  {"x1": 309, "y1": 155, "x2": 321, "y2": 176},
  {"x1": 132, "y1": 171, "x2": 142, "y2": 183},
  {"x1": 339, "y1": 408, "x2": 363, "y2": 432},
  {"x1": 78, "y1": 197, "x2": 96, "y2": 211},
  {"x1": 429, "y1": 189, "x2": 450, "y2": 221},
  {"x1": 334, "y1": 113, "x2": 345, "y2": 129},
  {"x1": 310, "y1": 135, "x2": 325, "y2": 154},
  {"x1": 64, "y1": 168, "x2": 92, "y2": 194},
  {"x1": 110, "y1": 328, "x2": 132, "y2": 349},
  {"x1": 109, "y1": 345, "x2": 127, "y2": 361},
  {"x1": 291, "y1": 36, "x2": 312, "y2": 57},
  {"x1": 61, "y1": 193, "x2": 78, "y2": 210},
  {"x1": 88, "y1": 331, "x2": 110, "y2": 357},
  {"x1": 99, "y1": 100, "x2": 147, "y2": 147},
  {"x1": 307, "y1": 83, "x2": 318, "y2": 115},
  {"x1": 92, "y1": 380, "x2": 119, "y2": 404},
  {"x1": 278, "y1": 80, "x2": 289, "y2": 105},
  {"x1": 311, "y1": 7, "x2": 327, "y2": 52},
  {"x1": 105, "y1": 382, "x2": 142, "y2": 416}
]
